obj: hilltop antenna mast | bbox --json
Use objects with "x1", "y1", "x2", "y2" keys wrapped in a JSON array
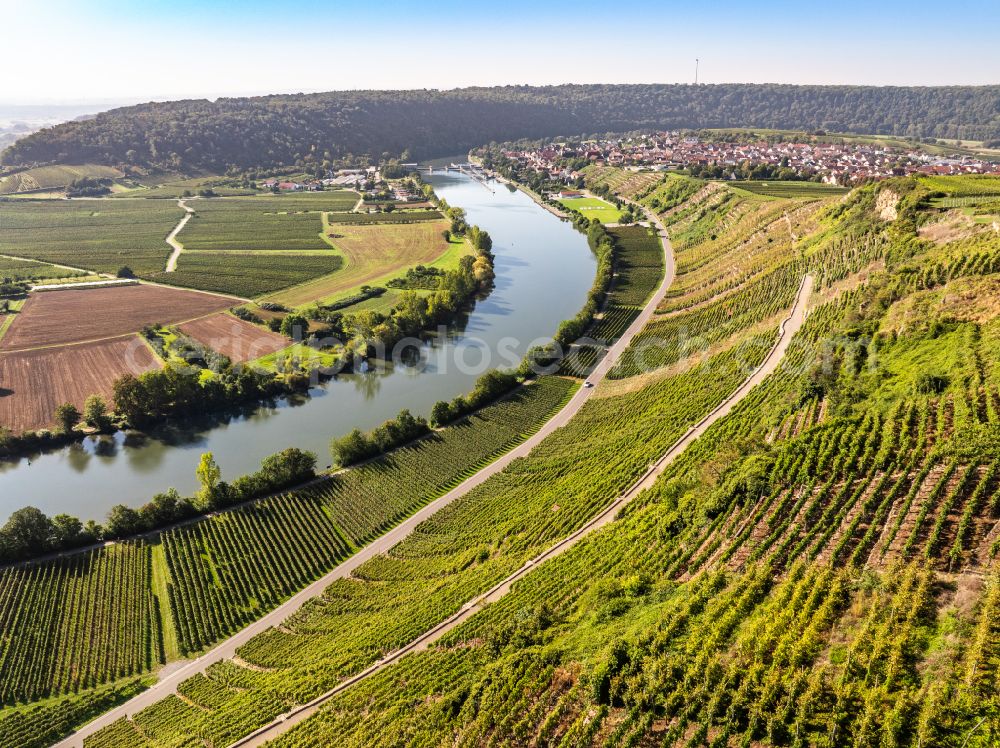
[{"x1": 695, "y1": 58, "x2": 699, "y2": 85}]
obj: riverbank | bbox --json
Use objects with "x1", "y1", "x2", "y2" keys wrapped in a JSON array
[{"x1": 0, "y1": 169, "x2": 597, "y2": 523}]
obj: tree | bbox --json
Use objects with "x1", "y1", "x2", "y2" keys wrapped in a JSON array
[
  {"x1": 105, "y1": 504, "x2": 144, "y2": 539},
  {"x1": 54, "y1": 403, "x2": 81, "y2": 434},
  {"x1": 113, "y1": 374, "x2": 149, "y2": 424},
  {"x1": 196, "y1": 452, "x2": 222, "y2": 508},
  {"x1": 1, "y1": 507, "x2": 53, "y2": 560},
  {"x1": 280, "y1": 312, "x2": 310, "y2": 339},
  {"x1": 117, "y1": 266, "x2": 135, "y2": 279},
  {"x1": 430, "y1": 400, "x2": 454, "y2": 427},
  {"x1": 259, "y1": 447, "x2": 317, "y2": 487},
  {"x1": 51, "y1": 513, "x2": 88, "y2": 550},
  {"x1": 83, "y1": 395, "x2": 111, "y2": 430},
  {"x1": 330, "y1": 428, "x2": 375, "y2": 467}
]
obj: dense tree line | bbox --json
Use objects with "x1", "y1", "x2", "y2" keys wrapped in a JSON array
[
  {"x1": 4, "y1": 84, "x2": 999, "y2": 172},
  {"x1": 0, "y1": 447, "x2": 316, "y2": 564}
]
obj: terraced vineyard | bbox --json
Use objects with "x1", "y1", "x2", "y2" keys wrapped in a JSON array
[
  {"x1": 19, "y1": 170, "x2": 1000, "y2": 748},
  {"x1": 0, "y1": 375, "x2": 576, "y2": 746},
  {"x1": 163, "y1": 376, "x2": 575, "y2": 653}
]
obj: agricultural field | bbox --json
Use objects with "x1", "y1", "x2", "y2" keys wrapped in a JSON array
[
  {"x1": 150, "y1": 251, "x2": 344, "y2": 298},
  {"x1": 556, "y1": 195, "x2": 622, "y2": 224},
  {"x1": 0, "y1": 164, "x2": 123, "y2": 195},
  {"x1": 0, "y1": 336, "x2": 159, "y2": 432},
  {"x1": 177, "y1": 314, "x2": 290, "y2": 364},
  {"x1": 0, "y1": 542, "x2": 157, "y2": 705},
  {"x1": 0, "y1": 284, "x2": 234, "y2": 351},
  {"x1": 325, "y1": 210, "x2": 443, "y2": 224},
  {"x1": 22, "y1": 171, "x2": 1000, "y2": 748},
  {"x1": 0, "y1": 199, "x2": 183, "y2": 275},
  {"x1": 0, "y1": 375, "x2": 574, "y2": 739},
  {"x1": 727, "y1": 179, "x2": 850, "y2": 198},
  {"x1": 267, "y1": 218, "x2": 461, "y2": 307},
  {"x1": 0, "y1": 256, "x2": 85, "y2": 283},
  {"x1": 177, "y1": 193, "x2": 357, "y2": 252},
  {"x1": 606, "y1": 225, "x2": 664, "y2": 307},
  {"x1": 581, "y1": 165, "x2": 665, "y2": 199}
]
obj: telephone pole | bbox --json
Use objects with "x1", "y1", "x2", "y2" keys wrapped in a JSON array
[{"x1": 695, "y1": 58, "x2": 699, "y2": 85}]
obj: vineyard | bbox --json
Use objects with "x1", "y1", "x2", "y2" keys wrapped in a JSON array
[
  {"x1": 0, "y1": 543, "x2": 157, "y2": 705},
  {"x1": 728, "y1": 179, "x2": 850, "y2": 199},
  {"x1": 0, "y1": 199, "x2": 184, "y2": 275},
  {"x1": 325, "y1": 210, "x2": 443, "y2": 224},
  {"x1": 20, "y1": 170, "x2": 1000, "y2": 747},
  {"x1": 580, "y1": 165, "x2": 665, "y2": 199},
  {"x1": 254, "y1": 178, "x2": 1000, "y2": 746},
  {"x1": 162, "y1": 375, "x2": 575, "y2": 653},
  {"x1": 83, "y1": 334, "x2": 774, "y2": 746},
  {"x1": 149, "y1": 251, "x2": 344, "y2": 297},
  {"x1": 178, "y1": 194, "x2": 355, "y2": 252},
  {"x1": 0, "y1": 256, "x2": 84, "y2": 282}
]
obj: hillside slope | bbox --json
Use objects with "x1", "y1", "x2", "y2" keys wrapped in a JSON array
[
  {"x1": 7, "y1": 171, "x2": 1000, "y2": 748},
  {"x1": 4, "y1": 84, "x2": 1000, "y2": 172}
]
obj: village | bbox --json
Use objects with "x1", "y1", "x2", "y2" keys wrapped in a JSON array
[{"x1": 502, "y1": 132, "x2": 1000, "y2": 185}]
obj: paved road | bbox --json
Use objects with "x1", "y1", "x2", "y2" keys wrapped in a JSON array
[
  {"x1": 232, "y1": 284, "x2": 815, "y2": 746},
  {"x1": 53, "y1": 196, "x2": 677, "y2": 748},
  {"x1": 164, "y1": 198, "x2": 193, "y2": 272}
]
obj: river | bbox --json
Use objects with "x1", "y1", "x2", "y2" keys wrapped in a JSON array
[{"x1": 0, "y1": 170, "x2": 596, "y2": 522}]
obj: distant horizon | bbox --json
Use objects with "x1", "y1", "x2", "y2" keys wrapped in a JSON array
[
  {"x1": 4, "y1": 0, "x2": 999, "y2": 103},
  {"x1": 3, "y1": 79, "x2": 1000, "y2": 110}
]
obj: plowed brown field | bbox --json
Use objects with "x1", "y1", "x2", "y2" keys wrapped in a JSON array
[
  {"x1": 178, "y1": 314, "x2": 290, "y2": 363},
  {"x1": 0, "y1": 336, "x2": 159, "y2": 432},
  {"x1": 1, "y1": 284, "x2": 234, "y2": 351}
]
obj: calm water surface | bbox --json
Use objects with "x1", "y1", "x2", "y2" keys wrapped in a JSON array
[{"x1": 0, "y1": 171, "x2": 596, "y2": 521}]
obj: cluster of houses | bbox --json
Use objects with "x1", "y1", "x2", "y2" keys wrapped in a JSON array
[
  {"x1": 259, "y1": 167, "x2": 379, "y2": 192},
  {"x1": 504, "y1": 133, "x2": 1000, "y2": 186}
]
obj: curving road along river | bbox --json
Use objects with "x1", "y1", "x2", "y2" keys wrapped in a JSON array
[
  {"x1": 230, "y1": 281, "x2": 814, "y2": 746},
  {"x1": 56, "y1": 193, "x2": 813, "y2": 748},
  {"x1": 54, "y1": 194, "x2": 675, "y2": 748}
]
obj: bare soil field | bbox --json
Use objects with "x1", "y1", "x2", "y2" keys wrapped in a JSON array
[
  {"x1": 178, "y1": 314, "x2": 290, "y2": 363},
  {"x1": 1, "y1": 284, "x2": 234, "y2": 351},
  {"x1": 0, "y1": 336, "x2": 159, "y2": 432}
]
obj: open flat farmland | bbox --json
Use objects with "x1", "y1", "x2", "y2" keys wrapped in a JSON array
[
  {"x1": 0, "y1": 255, "x2": 84, "y2": 282},
  {"x1": 0, "y1": 199, "x2": 183, "y2": 275},
  {"x1": 0, "y1": 336, "x2": 159, "y2": 432},
  {"x1": 150, "y1": 252, "x2": 344, "y2": 298},
  {"x1": 179, "y1": 194, "x2": 355, "y2": 252},
  {"x1": 267, "y1": 218, "x2": 458, "y2": 307},
  {"x1": 0, "y1": 284, "x2": 234, "y2": 351},
  {"x1": 178, "y1": 314, "x2": 290, "y2": 363}
]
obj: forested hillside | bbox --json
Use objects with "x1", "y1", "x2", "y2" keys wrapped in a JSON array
[{"x1": 4, "y1": 84, "x2": 1000, "y2": 172}]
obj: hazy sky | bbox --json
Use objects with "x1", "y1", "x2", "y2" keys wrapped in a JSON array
[{"x1": 3, "y1": 0, "x2": 999, "y2": 104}]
